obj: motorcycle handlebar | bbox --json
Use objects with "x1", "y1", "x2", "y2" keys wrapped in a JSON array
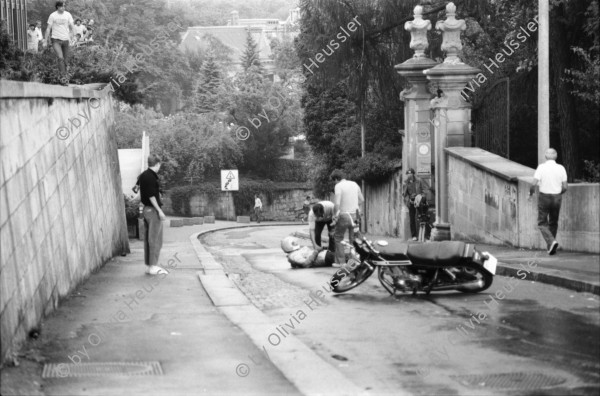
[{"x1": 352, "y1": 233, "x2": 380, "y2": 256}]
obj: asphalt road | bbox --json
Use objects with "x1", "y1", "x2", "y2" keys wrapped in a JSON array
[{"x1": 200, "y1": 225, "x2": 600, "y2": 396}]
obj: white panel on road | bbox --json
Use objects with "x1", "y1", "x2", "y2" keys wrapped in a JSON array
[{"x1": 221, "y1": 169, "x2": 239, "y2": 191}]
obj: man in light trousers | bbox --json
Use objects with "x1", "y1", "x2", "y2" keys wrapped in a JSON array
[
  {"x1": 529, "y1": 148, "x2": 568, "y2": 255},
  {"x1": 331, "y1": 170, "x2": 364, "y2": 267}
]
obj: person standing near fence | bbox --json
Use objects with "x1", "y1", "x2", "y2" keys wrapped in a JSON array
[
  {"x1": 529, "y1": 148, "x2": 568, "y2": 255},
  {"x1": 139, "y1": 155, "x2": 168, "y2": 275},
  {"x1": 27, "y1": 24, "x2": 39, "y2": 53},
  {"x1": 35, "y1": 21, "x2": 44, "y2": 49}
]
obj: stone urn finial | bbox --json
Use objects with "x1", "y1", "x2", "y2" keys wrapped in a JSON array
[
  {"x1": 436, "y1": 2, "x2": 467, "y2": 64},
  {"x1": 404, "y1": 5, "x2": 432, "y2": 58}
]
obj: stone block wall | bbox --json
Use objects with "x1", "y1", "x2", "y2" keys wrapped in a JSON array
[
  {"x1": 162, "y1": 192, "x2": 236, "y2": 220},
  {"x1": 161, "y1": 188, "x2": 313, "y2": 221},
  {"x1": 261, "y1": 189, "x2": 313, "y2": 221},
  {"x1": 446, "y1": 149, "x2": 521, "y2": 245},
  {"x1": 446, "y1": 147, "x2": 599, "y2": 253},
  {"x1": 517, "y1": 178, "x2": 600, "y2": 252},
  {"x1": 0, "y1": 81, "x2": 129, "y2": 363}
]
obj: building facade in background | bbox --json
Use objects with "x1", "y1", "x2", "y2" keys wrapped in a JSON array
[
  {"x1": 1, "y1": 0, "x2": 27, "y2": 51},
  {"x1": 179, "y1": 9, "x2": 300, "y2": 76}
]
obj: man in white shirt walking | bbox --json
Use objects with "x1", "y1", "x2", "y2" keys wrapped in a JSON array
[
  {"x1": 44, "y1": 1, "x2": 74, "y2": 85},
  {"x1": 331, "y1": 170, "x2": 364, "y2": 267},
  {"x1": 529, "y1": 148, "x2": 568, "y2": 255},
  {"x1": 254, "y1": 194, "x2": 263, "y2": 223}
]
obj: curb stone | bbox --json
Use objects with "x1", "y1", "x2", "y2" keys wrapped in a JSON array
[{"x1": 496, "y1": 265, "x2": 599, "y2": 295}]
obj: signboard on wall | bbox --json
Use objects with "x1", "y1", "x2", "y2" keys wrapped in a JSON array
[
  {"x1": 416, "y1": 126, "x2": 432, "y2": 176},
  {"x1": 221, "y1": 170, "x2": 239, "y2": 191}
]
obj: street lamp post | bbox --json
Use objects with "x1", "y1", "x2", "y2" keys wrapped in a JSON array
[{"x1": 538, "y1": 0, "x2": 550, "y2": 164}]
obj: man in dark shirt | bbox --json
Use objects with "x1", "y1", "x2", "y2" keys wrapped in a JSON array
[
  {"x1": 139, "y1": 155, "x2": 168, "y2": 275},
  {"x1": 402, "y1": 168, "x2": 429, "y2": 241}
]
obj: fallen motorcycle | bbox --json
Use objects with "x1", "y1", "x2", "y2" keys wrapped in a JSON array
[{"x1": 330, "y1": 231, "x2": 497, "y2": 295}]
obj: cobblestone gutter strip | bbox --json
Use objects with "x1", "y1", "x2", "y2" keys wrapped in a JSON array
[
  {"x1": 496, "y1": 266, "x2": 600, "y2": 296},
  {"x1": 190, "y1": 227, "x2": 372, "y2": 396},
  {"x1": 290, "y1": 231, "x2": 599, "y2": 296}
]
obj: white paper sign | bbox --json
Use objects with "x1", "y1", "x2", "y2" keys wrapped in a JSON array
[{"x1": 221, "y1": 169, "x2": 239, "y2": 191}]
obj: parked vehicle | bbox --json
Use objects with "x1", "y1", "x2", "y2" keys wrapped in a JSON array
[{"x1": 330, "y1": 231, "x2": 497, "y2": 296}]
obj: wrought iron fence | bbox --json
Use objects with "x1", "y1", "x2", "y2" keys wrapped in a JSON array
[{"x1": 472, "y1": 77, "x2": 510, "y2": 159}]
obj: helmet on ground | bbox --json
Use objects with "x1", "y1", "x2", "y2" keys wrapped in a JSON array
[
  {"x1": 288, "y1": 246, "x2": 318, "y2": 268},
  {"x1": 281, "y1": 236, "x2": 301, "y2": 253}
]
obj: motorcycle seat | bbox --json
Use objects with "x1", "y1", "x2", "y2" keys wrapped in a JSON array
[
  {"x1": 374, "y1": 239, "x2": 409, "y2": 261},
  {"x1": 406, "y1": 241, "x2": 467, "y2": 266}
]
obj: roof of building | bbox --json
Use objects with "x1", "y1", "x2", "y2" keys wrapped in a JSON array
[
  {"x1": 238, "y1": 18, "x2": 279, "y2": 26},
  {"x1": 179, "y1": 26, "x2": 273, "y2": 65}
]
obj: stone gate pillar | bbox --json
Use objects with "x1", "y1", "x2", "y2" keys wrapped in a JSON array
[
  {"x1": 395, "y1": 5, "x2": 436, "y2": 241},
  {"x1": 424, "y1": 2, "x2": 481, "y2": 241}
]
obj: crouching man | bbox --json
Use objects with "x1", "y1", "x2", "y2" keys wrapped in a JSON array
[{"x1": 309, "y1": 201, "x2": 336, "y2": 252}]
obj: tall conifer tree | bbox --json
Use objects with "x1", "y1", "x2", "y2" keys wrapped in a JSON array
[{"x1": 240, "y1": 31, "x2": 263, "y2": 73}]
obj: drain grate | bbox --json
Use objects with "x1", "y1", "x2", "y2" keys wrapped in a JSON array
[
  {"x1": 451, "y1": 372, "x2": 567, "y2": 390},
  {"x1": 42, "y1": 361, "x2": 163, "y2": 378}
]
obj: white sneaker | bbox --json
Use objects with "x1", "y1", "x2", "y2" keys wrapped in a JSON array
[
  {"x1": 412, "y1": 237, "x2": 418, "y2": 241},
  {"x1": 145, "y1": 265, "x2": 169, "y2": 275},
  {"x1": 548, "y1": 241, "x2": 559, "y2": 255}
]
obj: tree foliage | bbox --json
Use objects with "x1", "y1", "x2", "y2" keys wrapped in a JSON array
[
  {"x1": 188, "y1": 56, "x2": 223, "y2": 113},
  {"x1": 0, "y1": 20, "x2": 25, "y2": 80},
  {"x1": 458, "y1": 0, "x2": 599, "y2": 180},
  {"x1": 299, "y1": 0, "x2": 599, "y2": 185},
  {"x1": 298, "y1": 0, "x2": 410, "y2": 193},
  {"x1": 240, "y1": 32, "x2": 263, "y2": 72},
  {"x1": 14, "y1": 0, "x2": 309, "y2": 193},
  {"x1": 22, "y1": 0, "x2": 192, "y2": 113},
  {"x1": 115, "y1": 103, "x2": 163, "y2": 148},
  {"x1": 218, "y1": 67, "x2": 297, "y2": 177},
  {"x1": 563, "y1": 1, "x2": 600, "y2": 105}
]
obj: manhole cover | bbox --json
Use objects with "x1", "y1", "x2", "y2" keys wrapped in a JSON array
[
  {"x1": 451, "y1": 372, "x2": 567, "y2": 390},
  {"x1": 42, "y1": 361, "x2": 163, "y2": 378}
]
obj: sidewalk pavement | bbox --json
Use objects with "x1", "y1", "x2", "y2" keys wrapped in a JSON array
[
  {"x1": 291, "y1": 231, "x2": 600, "y2": 296},
  {"x1": 0, "y1": 219, "x2": 314, "y2": 396}
]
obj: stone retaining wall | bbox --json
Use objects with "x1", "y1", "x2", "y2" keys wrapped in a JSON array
[
  {"x1": 0, "y1": 81, "x2": 128, "y2": 362},
  {"x1": 447, "y1": 147, "x2": 599, "y2": 253},
  {"x1": 162, "y1": 188, "x2": 313, "y2": 221}
]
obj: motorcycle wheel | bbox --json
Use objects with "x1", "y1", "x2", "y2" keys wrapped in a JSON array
[
  {"x1": 330, "y1": 259, "x2": 375, "y2": 293},
  {"x1": 455, "y1": 265, "x2": 494, "y2": 293}
]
